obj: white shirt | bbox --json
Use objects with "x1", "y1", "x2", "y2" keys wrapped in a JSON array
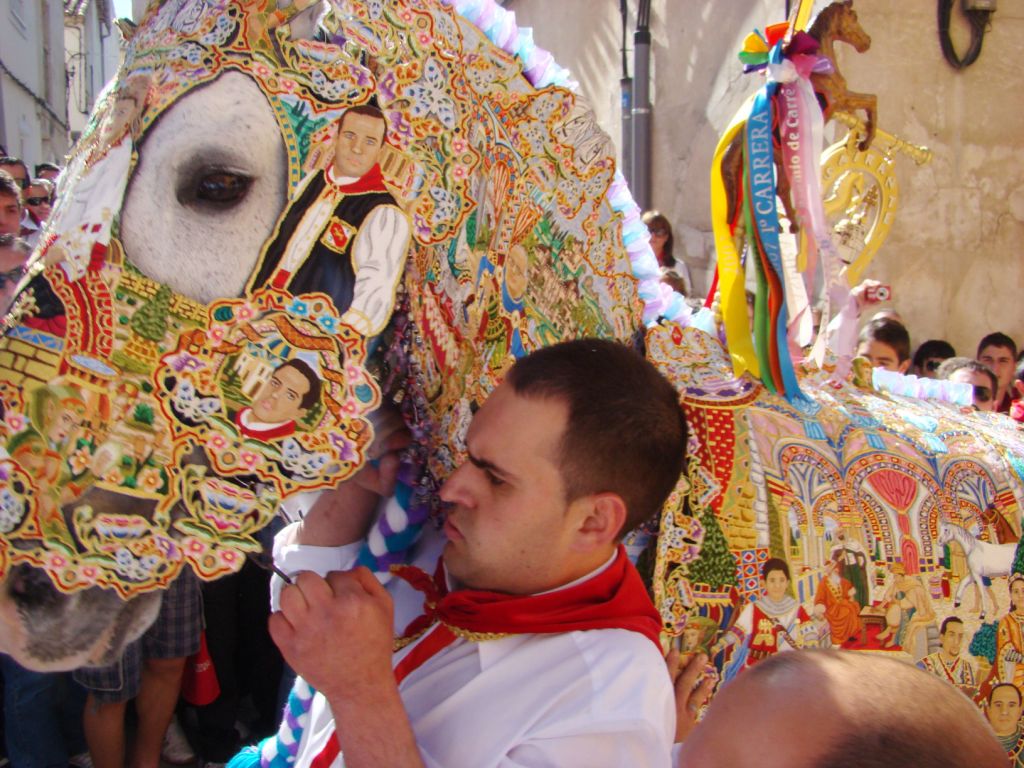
[{"x1": 272, "y1": 524, "x2": 675, "y2": 768}]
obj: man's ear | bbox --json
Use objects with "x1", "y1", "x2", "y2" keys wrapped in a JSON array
[
  {"x1": 898, "y1": 359, "x2": 911, "y2": 374},
  {"x1": 572, "y1": 493, "x2": 627, "y2": 549}
]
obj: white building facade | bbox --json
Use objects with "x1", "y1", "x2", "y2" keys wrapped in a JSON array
[{"x1": 0, "y1": 0, "x2": 69, "y2": 166}]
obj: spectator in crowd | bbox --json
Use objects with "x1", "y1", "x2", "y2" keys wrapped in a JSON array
[
  {"x1": 937, "y1": 357, "x2": 998, "y2": 412},
  {"x1": 0, "y1": 171, "x2": 22, "y2": 237},
  {"x1": 22, "y1": 178, "x2": 53, "y2": 248},
  {"x1": 1010, "y1": 359, "x2": 1024, "y2": 424},
  {"x1": 34, "y1": 162, "x2": 61, "y2": 185},
  {"x1": 643, "y1": 210, "x2": 694, "y2": 296},
  {"x1": 856, "y1": 317, "x2": 911, "y2": 373},
  {"x1": 74, "y1": 571, "x2": 203, "y2": 768},
  {"x1": 977, "y1": 332, "x2": 1018, "y2": 414},
  {"x1": 0, "y1": 234, "x2": 30, "y2": 315},
  {"x1": 0, "y1": 157, "x2": 29, "y2": 190},
  {"x1": 912, "y1": 339, "x2": 956, "y2": 379}
]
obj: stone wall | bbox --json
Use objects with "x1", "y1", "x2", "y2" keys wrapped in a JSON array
[{"x1": 506, "y1": 0, "x2": 1023, "y2": 355}]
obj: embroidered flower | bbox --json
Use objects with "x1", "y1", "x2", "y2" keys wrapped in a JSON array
[
  {"x1": 207, "y1": 433, "x2": 229, "y2": 452},
  {"x1": 238, "y1": 450, "x2": 261, "y2": 471},
  {"x1": 317, "y1": 314, "x2": 339, "y2": 334},
  {"x1": 329, "y1": 431, "x2": 359, "y2": 462},
  {"x1": 4, "y1": 412, "x2": 25, "y2": 433},
  {"x1": 68, "y1": 446, "x2": 93, "y2": 476},
  {"x1": 235, "y1": 303, "x2": 256, "y2": 322},
  {"x1": 137, "y1": 468, "x2": 164, "y2": 494},
  {"x1": 287, "y1": 298, "x2": 310, "y2": 318}
]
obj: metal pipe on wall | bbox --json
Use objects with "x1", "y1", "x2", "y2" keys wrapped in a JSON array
[{"x1": 631, "y1": 0, "x2": 651, "y2": 211}]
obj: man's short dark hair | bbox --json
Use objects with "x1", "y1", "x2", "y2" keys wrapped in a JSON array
[
  {"x1": 34, "y1": 162, "x2": 60, "y2": 176},
  {"x1": 338, "y1": 104, "x2": 387, "y2": 140},
  {"x1": 762, "y1": 557, "x2": 790, "y2": 581},
  {"x1": 859, "y1": 318, "x2": 911, "y2": 362},
  {"x1": 939, "y1": 616, "x2": 963, "y2": 635},
  {"x1": 936, "y1": 357, "x2": 997, "y2": 394},
  {"x1": 276, "y1": 358, "x2": 322, "y2": 411},
  {"x1": 989, "y1": 682, "x2": 1023, "y2": 707},
  {"x1": 505, "y1": 338, "x2": 686, "y2": 538},
  {"x1": 912, "y1": 339, "x2": 955, "y2": 371},
  {"x1": 0, "y1": 158, "x2": 28, "y2": 187},
  {"x1": 978, "y1": 332, "x2": 1017, "y2": 360},
  {"x1": 0, "y1": 170, "x2": 21, "y2": 203}
]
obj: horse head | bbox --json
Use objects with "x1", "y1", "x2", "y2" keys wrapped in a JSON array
[
  {"x1": 0, "y1": 0, "x2": 654, "y2": 670},
  {"x1": 832, "y1": 1, "x2": 872, "y2": 54}
]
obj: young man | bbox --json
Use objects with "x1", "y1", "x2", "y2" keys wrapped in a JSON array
[
  {"x1": 856, "y1": 317, "x2": 911, "y2": 373},
  {"x1": 937, "y1": 357, "x2": 998, "y2": 412},
  {"x1": 264, "y1": 338, "x2": 686, "y2": 767},
  {"x1": 250, "y1": 104, "x2": 411, "y2": 337},
  {"x1": 0, "y1": 233, "x2": 30, "y2": 315},
  {"x1": 235, "y1": 359, "x2": 321, "y2": 441},
  {"x1": 917, "y1": 616, "x2": 976, "y2": 697},
  {"x1": 0, "y1": 171, "x2": 22, "y2": 236},
  {"x1": 978, "y1": 332, "x2": 1018, "y2": 414}
]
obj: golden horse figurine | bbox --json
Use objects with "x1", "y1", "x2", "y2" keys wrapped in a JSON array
[{"x1": 722, "y1": 0, "x2": 877, "y2": 234}]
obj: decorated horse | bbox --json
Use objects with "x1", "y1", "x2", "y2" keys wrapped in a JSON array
[{"x1": 0, "y1": 0, "x2": 1022, "y2": 748}]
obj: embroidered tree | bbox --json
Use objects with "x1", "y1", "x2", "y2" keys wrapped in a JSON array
[
  {"x1": 686, "y1": 505, "x2": 737, "y2": 589},
  {"x1": 1013, "y1": 535, "x2": 1024, "y2": 576},
  {"x1": 130, "y1": 285, "x2": 172, "y2": 343}
]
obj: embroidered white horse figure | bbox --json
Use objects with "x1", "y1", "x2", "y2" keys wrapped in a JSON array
[{"x1": 938, "y1": 521, "x2": 1016, "y2": 620}]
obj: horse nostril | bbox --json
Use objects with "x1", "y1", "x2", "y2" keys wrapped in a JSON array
[{"x1": 7, "y1": 564, "x2": 59, "y2": 608}]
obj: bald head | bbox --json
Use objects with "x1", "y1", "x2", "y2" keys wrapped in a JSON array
[{"x1": 677, "y1": 650, "x2": 1004, "y2": 768}]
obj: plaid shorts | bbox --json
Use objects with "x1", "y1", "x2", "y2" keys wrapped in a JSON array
[{"x1": 73, "y1": 569, "x2": 203, "y2": 703}]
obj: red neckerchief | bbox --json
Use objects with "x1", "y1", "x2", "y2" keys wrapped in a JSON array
[
  {"x1": 391, "y1": 544, "x2": 663, "y2": 651},
  {"x1": 310, "y1": 547, "x2": 661, "y2": 768},
  {"x1": 329, "y1": 163, "x2": 388, "y2": 194}
]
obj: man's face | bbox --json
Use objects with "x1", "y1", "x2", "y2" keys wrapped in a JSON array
[
  {"x1": 333, "y1": 112, "x2": 386, "y2": 179},
  {"x1": 940, "y1": 622, "x2": 963, "y2": 657},
  {"x1": 764, "y1": 569, "x2": 789, "y2": 602},
  {"x1": 988, "y1": 687, "x2": 1022, "y2": 736},
  {"x1": 0, "y1": 193, "x2": 21, "y2": 236},
  {"x1": 2, "y1": 164, "x2": 27, "y2": 189},
  {"x1": 979, "y1": 344, "x2": 1015, "y2": 393},
  {"x1": 857, "y1": 339, "x2": 907, "y2": 373},
  {"x1": 251, "y1": 365, "x2": 310, "y2": 425},
  {"x1": 0, "y1": 243, "x2": 26, "y2": 314},
  {"x1": 439, "y1": 383, "x2": 586, "y2": 595},
  {"x1": 25, "y1": 184, "x2": 51, "y2": 223},
  {"x1": 949, "y1": 368, "x2": 994, "y2": 412}
]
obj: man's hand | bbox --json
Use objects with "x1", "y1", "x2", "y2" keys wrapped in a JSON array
[
  {"x1": 269, "y1": 567, "x2": 426, "y2": 768},
  {"x1": 666, "y1": 649, "x2": 716, "y2": 744},
  {"x1": 269, "y1": 567, "x2": 396, "y2": 702},
  {"x1": 294, "y1": 406, "x2": 412, "y2": 547}
]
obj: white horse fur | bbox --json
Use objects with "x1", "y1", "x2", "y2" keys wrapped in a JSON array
[
  {"x1": 0, "y1": 71, "x2": 289, "y2": 670},
  {"x1": 938, "y1": 520, "x2": 1016, "y2": 620}
]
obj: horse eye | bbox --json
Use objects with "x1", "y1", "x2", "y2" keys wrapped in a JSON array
[{"x1": 194, "y1": 171, "x2": 251, "y2": 205}]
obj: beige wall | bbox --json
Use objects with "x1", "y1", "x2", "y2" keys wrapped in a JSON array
[{"x1": 507, "y1": 0, "x2": 1023, "y2": 357}]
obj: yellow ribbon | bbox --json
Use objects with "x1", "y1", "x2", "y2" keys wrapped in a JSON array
[
  {"x1": 792, "y1": 0, "x2": 815, "y2": 32},
  {"x1": 709, "y1": 93, "x2": 759, "y2": 378}
]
